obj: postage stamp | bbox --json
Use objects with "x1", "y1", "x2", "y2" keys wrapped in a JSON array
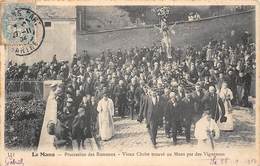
[{"x1": 2, "y1": 4, "x2": 45, "y2": 56}]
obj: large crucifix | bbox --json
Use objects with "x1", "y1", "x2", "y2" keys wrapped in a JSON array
[{"x1": 153, "y1": 7, "x2": 176, "y2": 59}]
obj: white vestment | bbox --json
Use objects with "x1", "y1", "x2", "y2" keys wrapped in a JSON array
[
  {"x1": 194, "y1": 116, "x2": 220, "y2": 141},
  {"x1": 219, "y1": 87, "x2": 233, "y2": 112},
  {"x1": 97, "y1": 98, "x2": 115, "y2": 141}
]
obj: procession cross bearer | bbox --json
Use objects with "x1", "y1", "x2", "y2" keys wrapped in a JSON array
[{"x1": 153, "y1": 7, "x2": 176, "y2": 59}]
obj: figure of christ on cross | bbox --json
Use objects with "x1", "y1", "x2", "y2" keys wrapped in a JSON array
[{"x1": 154, "y1": 14, "x2": 176, "y2": 60}]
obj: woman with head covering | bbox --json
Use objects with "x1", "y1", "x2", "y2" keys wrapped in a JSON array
[{"x1": 218, "y1": 82, "x2": 234, "y2": 131}]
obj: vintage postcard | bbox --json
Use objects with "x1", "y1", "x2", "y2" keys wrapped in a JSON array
[{"x1": 0, "y1": 0, "x2": 259, "y2": 166}]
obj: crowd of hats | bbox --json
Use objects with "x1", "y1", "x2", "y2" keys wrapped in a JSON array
[
  {"x1": 4, "y1": 31, "x2": 255, "y2": 148},
  {"x1": 6, "y1": 58, "x2": 70, "y2": 81}
]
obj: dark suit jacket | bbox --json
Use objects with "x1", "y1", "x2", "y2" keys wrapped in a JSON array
[
  {"x1": 138, "y1": 94, "x2": 148, "y2": 121},
  {"x1": 160, "y1": 95, "x2": 169, "y2": 117},
  {"x1": 84, "y1": 82, "x2": 93, "y2": 96},
  {"x1": 114, "y1": 85, "x2": 127, "y2": 102},
  {"x1": 203, "y1": 92, "x2": 225, "y2": 121},
  {"x1": 192, "y1": 90, "x2": 205, "y2": 115},
  {"x1": 179, "y1": 97, "x2": 194, "y2": 121},
  {"x1": 143, "y1": 96, "x2": 164, "y2": 125},
  {"x1": 134, "y1": 86, "x2": 144, "y2": 106},
  {"x1": 166, "y1": 100, "x2": 180, "y2": 122}
]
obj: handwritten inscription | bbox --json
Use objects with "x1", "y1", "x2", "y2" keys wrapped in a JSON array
[
  {"x1": 5, "y1": 153, "x2": 24, "y2": 166},
  {"x1": 4, "y1": 151, "x2": 257, "y2": 166}
]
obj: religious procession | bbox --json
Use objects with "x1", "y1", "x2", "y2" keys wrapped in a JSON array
[{"x1": 4, "y1": 6, "x2": 255, "y2": 151}]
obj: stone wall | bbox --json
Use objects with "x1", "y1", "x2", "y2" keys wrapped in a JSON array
[{"x1": 77, "y1": 10, "x2": 255, "y2": 56}]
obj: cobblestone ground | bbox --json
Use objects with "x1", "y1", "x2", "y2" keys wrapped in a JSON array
[{"x1": 98, "y1": 107, "x2": 255, "y2": 151}]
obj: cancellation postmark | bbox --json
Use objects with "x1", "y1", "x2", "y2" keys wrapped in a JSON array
[{"x1": 2, "y1": 5, "x2": 45, "y2": 56}]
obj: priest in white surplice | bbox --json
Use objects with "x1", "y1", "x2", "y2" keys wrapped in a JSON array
[
  {"x1": 97, "y1": 91, "x2": 115, "y2": 141},
  {"x1": 194, "y1": 111, "x2": 220, "y2": 147}
]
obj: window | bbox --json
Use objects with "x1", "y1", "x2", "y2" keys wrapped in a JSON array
[{"x1": 44, "y1": 22, "x2": 52, "y2": 27}]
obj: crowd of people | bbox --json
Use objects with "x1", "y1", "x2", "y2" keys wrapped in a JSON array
[
  {"x1": 5, "y1": 31, "x2": 255, "y2": 149},
  {"x1": 187, "y1": 12, "x2": 201, "y2": 21},
  {"x1": 6, "y1": 56, "x2": 70, "y2": 81}
]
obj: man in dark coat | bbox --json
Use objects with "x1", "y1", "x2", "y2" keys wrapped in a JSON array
[
  {"x1": 134, "y1": 81, "x2": 145, "y2": 114},
  {"x1": 243, "y1": 70, "x2": 252, "y2": 107},
  {"x1": 59, "y1": 98, "x2": 76, "y2": 130},
  {"x1": 192, "y1": 82, "x2": 206, "y2": 123},
  {"x1": 137, "y1": 87, "x2": 149, "y2": 123},
  {"x1": 114, "y1": 80, "x2": 127, "y2": 118},
  {"x1": 179, "y1": 91, "x2": 194, "y2": 143},
  {"x1": 72, "y1": 107, "x2": 89, "y2": 150},
  {"x1": 51, "y1": 119, "x2": 73, "y2": 150},
  {"x1": 140, "y1": 89, "x2": 164, "y2": 148},
  {"x1": 127, "y1": 85, "x2": 135, "y2": 120},
  {"x1": 226, "y1": 69, "x2": 237, "y2": 104},
  {"x1": 166, "y1": 92, "x2": 180, "y2": 144},
  {"x1": 161, "y1": 88, "x2": 171, "y2": 138},
  {"x1": 84, "y1": 77, "x2": 94, "y2": 96},
  {"x1": 203, "y1": 86, "x2": 226, "y2": 122},
  {"x1": 89, "y1": 96, "x2": 99, "y2": 134},
  {"x1": 108, "y1": 78, "x2": 117, "y2": 103}
]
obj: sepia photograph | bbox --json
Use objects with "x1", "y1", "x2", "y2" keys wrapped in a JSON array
[{"x1": 1, "y1": 2, "x2": 259, "y2": 166}]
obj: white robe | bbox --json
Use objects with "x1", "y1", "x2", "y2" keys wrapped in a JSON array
[
  {"x1": 194, "y1": 116, "x2": 220, "y2": 141},
  {"x1": 97, "y1": 98, "x2": 115, "y2": 141},
  {"x1": 219, "y1": 87, "x2": 233, "y2": 113}
]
